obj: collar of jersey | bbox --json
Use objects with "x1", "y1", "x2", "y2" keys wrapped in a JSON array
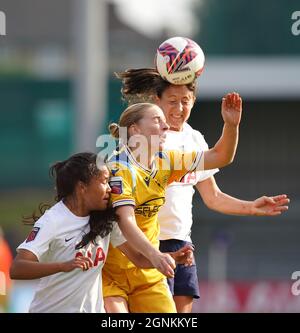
[{"x1": 124, "y1": 144, "x2": 157, "y2": 176}]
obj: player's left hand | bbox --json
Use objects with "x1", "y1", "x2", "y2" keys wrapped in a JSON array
[
  {"x1": 221, "y1": 92, "x2": 242, "y2": 127},
  {"x1": 251, "y1": 194, "x2": 290, "y2": 216},
  {"x1": 169, "y1": 244, "x2": 194, "y2": 267}
]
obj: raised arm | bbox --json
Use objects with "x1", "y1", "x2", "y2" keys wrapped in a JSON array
[
  {"x1": 203, "y1": 92, "x2": 242, "y2": 170},
  {"x1": 115, "y1": 205, "x2": 176, "y2": 277},
  {"x1": 10, "y1": 249, "x2": 93, "y2": 280}
]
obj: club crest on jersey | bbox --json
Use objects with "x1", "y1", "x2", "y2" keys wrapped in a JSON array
[
  {"x1": 143, "y1": 176, "x2": 151, "y2": 187},
  {"x1": 26, "y1": 227, "x2": 40, "y2": 243},
  {"x1": 109, "y1": 176, "x2": 123, "y2": 194}
]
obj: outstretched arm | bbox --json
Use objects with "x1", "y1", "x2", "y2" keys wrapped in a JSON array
[
  {"x1": 203, "y1": 92, "x2": 242, "y2": 170},
  {"x1": 197, "y1": 176, "x2": 289, "y2": 216},
  {"x1": 10, "y1": 249, "x2": 93, "y2": 280}
]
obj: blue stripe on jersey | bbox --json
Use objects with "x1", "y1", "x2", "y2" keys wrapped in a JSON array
[{"x1": 107, "y1": 146, "x2": 137, "y2": 193}]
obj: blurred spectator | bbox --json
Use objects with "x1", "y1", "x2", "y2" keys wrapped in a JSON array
[{"x1": 0, "y1": 227, "x2": 13, "y2": 312}]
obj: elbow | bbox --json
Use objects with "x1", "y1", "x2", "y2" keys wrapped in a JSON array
[
  {"x1": 9, "y1": 262, "x2": 21, "y2": 280},
  {"x1": 226, "y1": 157, "x2": 234, "y2": 166},
  {"x1": 9, "y1": 263, "x2": 17, "y2": 280},
  {"x1": 220, "y1": 155, "x2": 235, "y2": 167}
]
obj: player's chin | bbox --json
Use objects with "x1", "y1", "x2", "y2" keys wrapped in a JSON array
[
  {"x1": 159, "y1": 137, "x2": 166, "y2": 149},
  {"x1": 95, "y1": 199, "x2": 110, "y2": 210},
  {"x1": 158, "y1": 142, "x2": 165, "y2": 150}
]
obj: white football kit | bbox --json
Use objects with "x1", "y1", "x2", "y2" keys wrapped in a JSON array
[
  {"x1": 158, "y1": 123, "x2": 219, "y2": 242},
  {"x1": 17, "y1": 201, "x2": 125, "y2": 313}
]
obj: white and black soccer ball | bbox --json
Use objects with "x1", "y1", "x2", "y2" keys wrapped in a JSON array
[{"x1": 156, "y1": 36, "x2": 205, "y2": 85}]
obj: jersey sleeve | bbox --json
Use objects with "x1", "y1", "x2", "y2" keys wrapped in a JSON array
[
  {"x1": 167, "y1": 150, "x2": 204, "y2": 184},
  {"x1": 192, "y1": 132, "x2": 219, "y2": 183},
  {"x1": 107, "y1": 161, "x2": 136, "y2": 208},
  {"x1": 17, "y1": 213, "x2": 56, "y2": 261},
  {"x1": 110, "y1": 223, "x2": 126, "y2": 248}
]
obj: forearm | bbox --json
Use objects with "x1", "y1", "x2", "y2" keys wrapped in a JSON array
[
  {"x1": 216, "y1": 123, "x2": 239, "y2": 163},
  {"x1": 206, "y1": 124, "x2": 239, "y2": 169},
  {"x1": 117, "y1": 214, "x2": 160, "y2": 260},
  {"x1": 205, "y1": 190, "x2": 253, "y2": 216},
  {"x1": 10, "y1": 260, "x2": 63, "y2": 280}
]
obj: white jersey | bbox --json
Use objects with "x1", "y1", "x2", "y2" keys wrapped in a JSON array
[
  {"x1": 17, "y1": 201, "x2": 125, "y2": 313},
  {"x1": 158, "y1": 123, "x2": 219, "y2": 242}
]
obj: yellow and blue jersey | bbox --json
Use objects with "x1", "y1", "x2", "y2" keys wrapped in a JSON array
[{"x1": 104, "y1": 144, "x2": 203, "y2": 272}]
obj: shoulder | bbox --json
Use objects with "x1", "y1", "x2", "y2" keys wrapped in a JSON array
[{"x1": 185, "y1": 123, "x2": 209, "y2": 149}]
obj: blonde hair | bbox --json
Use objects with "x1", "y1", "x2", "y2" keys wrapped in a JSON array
[{"x1": 108, "y1": 103, "x2": 156, "y2": 139}]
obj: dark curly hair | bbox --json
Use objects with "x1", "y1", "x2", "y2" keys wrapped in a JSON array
[{"x1": 23, "y1": 152, "x2": 117, "y2": 247}]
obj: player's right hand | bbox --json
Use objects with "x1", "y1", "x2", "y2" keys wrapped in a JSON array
[
  {"x1": 152, "y1": 252, "x2": 176, "y2": 278},
  {"x1": 169, "y1": 244, "x2": 194, "y2": 266},
  {"x1": 61, "y1": 256, "x2": 94, "y2": 272}
]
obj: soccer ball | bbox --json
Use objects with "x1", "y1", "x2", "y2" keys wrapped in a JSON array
[{"x1": 156, "y1": 37, "x2": 205, "y2": 85}]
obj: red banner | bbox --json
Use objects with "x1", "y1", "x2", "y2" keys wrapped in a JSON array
[{"x1": 192, "y1": 281, "x2": 300, "y2": 312}]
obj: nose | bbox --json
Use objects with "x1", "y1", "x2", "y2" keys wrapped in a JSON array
[
  {"x1": 162, "y1": 119, "x2": 169, "y2": 131},
  {"x1": 175, "y1": 102, "x2": 184, "y2": 114},
  {"x1": 106, "y1": 183, "x2": 111, "y2": 193}
]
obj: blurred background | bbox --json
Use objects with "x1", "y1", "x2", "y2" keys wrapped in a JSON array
[{"x1": 0, "y1": 0, "x2": 299, "y2": 312}]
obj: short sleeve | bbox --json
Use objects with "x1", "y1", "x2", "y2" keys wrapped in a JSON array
[
  {"x1": 107, "y1": 161, "x2": 136, "y2": 208},
  {"x1": 17, "y1": 213, "x2": 56, "y2": 261},
  {"x1": 192, "y1": 129, "x2": 219, "y2": 183},
  {"x1": 110, "y1": 223, "x2": 126, "y2": 248},
  {"x1": 167, "y1": 150, "x2": 204, "y2": 184}
]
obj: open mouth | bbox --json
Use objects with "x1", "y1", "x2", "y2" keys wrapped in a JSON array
[{"x1": 170, "y1": 114, "x2": 183, "y2": 120}]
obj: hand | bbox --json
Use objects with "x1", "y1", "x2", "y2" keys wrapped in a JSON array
[
  {"x1": 60, "y1": 256, "x2": 94, "y2": 272},
  {"x1": 151, "y1": 252, "x2": 176, "y2": 278},
  {"x1": 221, "y1": 92, "x2": 242, "y2": 127},
  {"x1": 251, "y1": 194, "x2": 290, "y2": 216},
  {"x1": 169, "y1": 244, "x2": 194, "y2": 267}
]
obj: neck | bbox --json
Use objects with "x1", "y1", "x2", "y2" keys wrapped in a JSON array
[
  {"x1": 64, "y1": 196, "x2": 89, "y2": 217},
  {"x1": 129, "y1": 145, "x2": 154, "y2": 169}
]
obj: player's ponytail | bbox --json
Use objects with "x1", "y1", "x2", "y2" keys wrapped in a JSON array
[
  {"x1": 115, "y1": 68, "x2": 168, "y2": 104},
  {"x1": 108, "y1": 123, "x2": 120, "y2": 139},
  {"x1": 116, "y1": 68, "x2": 197, "y2": 104}
]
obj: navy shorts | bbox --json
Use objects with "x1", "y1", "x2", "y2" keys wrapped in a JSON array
[{"x1": 159, "y1": 239, "x2": 200, "y2": 299}]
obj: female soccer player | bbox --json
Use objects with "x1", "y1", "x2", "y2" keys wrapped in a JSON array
[
  {"x1": 115, "y1": 68, "x2": 290, "y2": 313},
  {"x1": 10, "y1": 152, "x2": 193, "y2": 313},
  {"x1": 103, "y1": 97, "x2": 242, "y2": 313}
]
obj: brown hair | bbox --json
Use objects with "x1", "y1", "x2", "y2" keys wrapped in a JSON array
[
  {"x1": 115, "y1": 68, "x2": 196, "y2": 104},
  {"x1": 108, "y1": 102, "x2": 157, "y2": 139}
]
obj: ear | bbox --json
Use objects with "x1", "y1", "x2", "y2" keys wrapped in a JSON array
[
  {"x1": 193, "y1": 95, "x2": 196, "y2": 104},
  {"x1": 77, "y1": 181, "x2": 87, "y2": 194},
  {"x1": 128, "y1": 123, "x2": 141, "y2": 136},
  {"x1": 153, "y1": 95, "x2": 161, "y2": 107}
]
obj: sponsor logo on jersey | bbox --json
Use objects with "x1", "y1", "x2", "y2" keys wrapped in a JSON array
[
  {"x1": 110, "y1": 168, "x2": 119, "y2": 176},
  {"x1": 75, "y1": 247, "x2": 106, "y2": 267},
  {"x1": 135, "y1": 197, "x2": 165, "y2": 218},
  {"x1": 65, "y1": 236, "x2": 75, "y2": 243},
  {"x1": 26, "y1": 227, "x2": 40, "y2": 242}
]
